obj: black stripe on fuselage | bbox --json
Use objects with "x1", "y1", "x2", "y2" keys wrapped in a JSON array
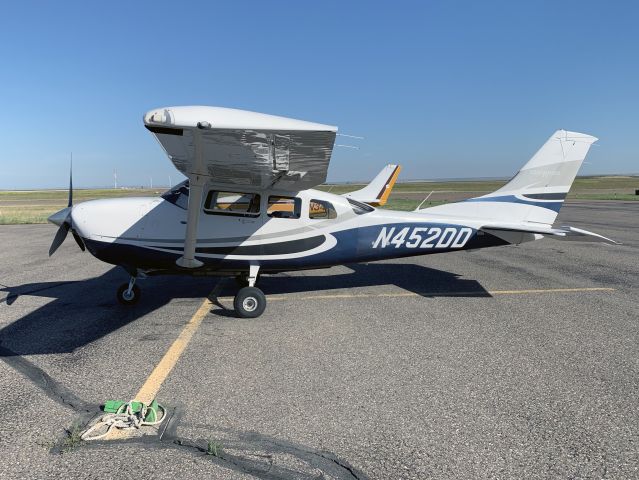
[{"x1": 157, "y1": 235, "x2": 325, "y2": 256}]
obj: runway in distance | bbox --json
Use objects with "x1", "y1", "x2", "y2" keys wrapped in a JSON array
[{"x1": 47, "y1": 106, "x2": 617, "y2": 317}]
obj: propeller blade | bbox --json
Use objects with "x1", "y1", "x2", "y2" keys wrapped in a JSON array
[
  {"x1": 49, "y1": 223, "x2": 70, "y2": 256},
  {"x1": 72, "y1": 230, "x2": 86, "y2": 252},
  {"x1": 68, "y1": 154, "x2": 73, "y2": 207}
]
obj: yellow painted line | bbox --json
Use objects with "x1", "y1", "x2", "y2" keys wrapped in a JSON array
[
  {"x1": 133, "y1": 298, "x2": 213, "y2": 404},
  {"x1": 217, "y1": 287, "x2": 614, "y2": 303},
  {"x1": 107, "y1": 296, "x2": 213, "y2": 439}
]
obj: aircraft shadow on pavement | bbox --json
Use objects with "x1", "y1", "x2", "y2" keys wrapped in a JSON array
[
  {"x1": 0, "y1": 262, "x2": 487, "y2": 356},
  {"x1": 255, "y1": 262, "x2": 489, "y2": 298},
  {"x1": 0, "y1": 267, "x2": 216, "y2": 356}
]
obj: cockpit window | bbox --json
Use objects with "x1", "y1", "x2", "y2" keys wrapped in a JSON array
[
  {"x1": 347, "y1": 198, "x2": 374, "y2": 214},
  {"x1": 161, "y1": 180, "x2": 189, "y2": 210}
]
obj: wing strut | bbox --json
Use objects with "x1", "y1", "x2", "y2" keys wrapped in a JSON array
[{"x1": 176, "y1": 128, "x2": 207, "y2": 268}]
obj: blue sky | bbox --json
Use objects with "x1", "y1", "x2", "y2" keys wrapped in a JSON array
[{"x1": 1, "y1": 1, "x2": 637, "y2": 189}]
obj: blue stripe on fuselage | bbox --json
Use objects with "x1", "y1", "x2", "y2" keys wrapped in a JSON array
[{"x1": 82, "y1": 222, "x2": 508, "y2": 273}]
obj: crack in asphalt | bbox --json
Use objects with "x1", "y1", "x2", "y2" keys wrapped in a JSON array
[
  {"x1": 0, "y1": 344, "x2": 367, "y2": 480},
  {"x1": 0, "y1": 343, "x2": 96, "y2": 414}
]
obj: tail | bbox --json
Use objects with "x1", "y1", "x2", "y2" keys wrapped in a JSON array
[
  {"x1": 421, "y1": 130, "x2": 598, "y2": 225},
  {"x1": 343, "y1": 164, "x2": 401, "y2": 206}
]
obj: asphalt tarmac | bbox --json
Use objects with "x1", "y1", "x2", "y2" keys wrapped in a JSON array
[{"x1": 0, "y1": 200, "x2": 637, "y2": 479}]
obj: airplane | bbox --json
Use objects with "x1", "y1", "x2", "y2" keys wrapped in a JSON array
[{"x1": 47, "y1": 106, "x2": 617, "y2": 318}]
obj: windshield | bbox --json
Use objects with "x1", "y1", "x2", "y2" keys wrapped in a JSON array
[
  {"x1": 161, "y1": 180, "x2": 189, "y2": 209},
  {"x1": 347, "y1": 197, "x2": 374, "y2": 214}
]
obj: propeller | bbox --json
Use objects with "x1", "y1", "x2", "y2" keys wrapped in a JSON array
[{"x1": 48, "y1": 155, "x2": 83, "y2": 255}]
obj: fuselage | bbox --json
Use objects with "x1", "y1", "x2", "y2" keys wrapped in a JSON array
[{"x1": 69, "y1": 185, "x2": 527, "y2": 275}]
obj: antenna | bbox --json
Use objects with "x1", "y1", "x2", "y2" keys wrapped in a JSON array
[
  {"x1": 337, "y1": 133, "x2": 365, "y2": 140},
  {"x1": 414, "y1": 191, "x2": 435, "y2": 211}
]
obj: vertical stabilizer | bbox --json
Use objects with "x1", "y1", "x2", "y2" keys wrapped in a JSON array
[{"x1": 420, "y1": 130, "x2": 598, "y2": 225}]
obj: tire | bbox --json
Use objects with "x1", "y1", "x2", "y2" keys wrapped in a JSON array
[
  {"x1": 117, "y1": 283, "x2": 141, "y2": 305},
  {"x1": 234, "y1": 287, "x2": 266, "y2": 318}
]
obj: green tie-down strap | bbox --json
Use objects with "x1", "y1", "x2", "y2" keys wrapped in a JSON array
[
  {"x1": 102, "y1": 399, "x2": 162, "y2": 422},
  {"x1": 82, "y1": 399, "x2": 166, "y2": 441}
]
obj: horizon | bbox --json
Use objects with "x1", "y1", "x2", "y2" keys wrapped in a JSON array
[{"x1": 3, "y1": 172, "x2": 638, "y2": 192}]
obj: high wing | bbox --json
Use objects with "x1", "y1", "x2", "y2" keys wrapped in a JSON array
[{"x1": 144, "y1": 106, "x2": 337, "y2": 191}]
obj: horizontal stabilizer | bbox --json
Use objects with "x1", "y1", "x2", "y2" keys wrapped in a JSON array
[
  {"x1": 480, "y1": 223, "x2": 619, "y2": 244},
  {"x1": 344, "y1": 164, "x2": 401, "y2": 206}
]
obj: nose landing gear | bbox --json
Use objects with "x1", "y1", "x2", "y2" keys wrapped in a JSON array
[{"x1": 117, "y1": 277, "x2": 141, "y2": 305}]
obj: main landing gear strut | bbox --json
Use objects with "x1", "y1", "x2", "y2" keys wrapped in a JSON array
[{"x1": 234, "y1": 265, "x2": 266, "y2": 318}]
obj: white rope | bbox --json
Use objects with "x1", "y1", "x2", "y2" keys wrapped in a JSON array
[{"x1": 81, "y1": 400, "x2": 166, "y2": 441}]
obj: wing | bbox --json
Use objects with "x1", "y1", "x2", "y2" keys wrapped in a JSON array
[{"x1": 144, "y1": 106, "x2": 337, "y2": 191}]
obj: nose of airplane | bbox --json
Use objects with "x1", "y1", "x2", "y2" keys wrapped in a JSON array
[{"x1": 70, "y1": 197, "x2": 157, "y2": 241}]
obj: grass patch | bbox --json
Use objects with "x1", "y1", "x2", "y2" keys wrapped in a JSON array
[
  {"x1": 59, "y1": 423, "x2": 84, "y2": 453},
  {"x1": 380, "y1": 199, "x2": 448, "y2": 211},
  {"x1": 206, "y1": 438, "x2": 223, "y2": 457},
  {"x1": 570, "y1": 193, "x2": 639, "y2": 201}
]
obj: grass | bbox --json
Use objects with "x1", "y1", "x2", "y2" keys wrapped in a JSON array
[
  {"x1": 1, "y1": 176, "x2": 637, "y2": 224},
  {"x1": 206, "y1": 438, "x2": 223, "y2": 457},
  {"x1": 59, "y1": 423, "x2": 84, "y2": 453}
]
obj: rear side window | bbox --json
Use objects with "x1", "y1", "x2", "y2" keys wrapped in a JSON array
[
  {"x1": 204, "y1": 191, "x2": 261, "y2": 217},
  {"x1": 347, "y1": 198, "x2": 374, "y2": 214},
  {"x1": 267, "y1": 196, "x2": 301, "y2": 219},
  {"x1": 309, "y1": 199, "x2": 337, "y2": 219}
]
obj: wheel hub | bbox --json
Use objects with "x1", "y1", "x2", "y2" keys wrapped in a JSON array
[
  {"x1": 123, "y1": 289, "x2": 134, "y2": 301},
  {"x1": 242, "y1": 296, "x2": 257, "y2": 312}
]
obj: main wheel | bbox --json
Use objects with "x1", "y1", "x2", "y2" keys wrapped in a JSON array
[
  {"x1": 234, "y1": 287, "x2": 266, "y2": 318},
  {"x1": 117, "y1": 283, "x2": 141, "y2": 305}
]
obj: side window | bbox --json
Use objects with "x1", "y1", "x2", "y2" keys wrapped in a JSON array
[
  {"x1": 204, "y1": 191, "x2": 261, "y2": 217},
  {"x1": 267, "y1": 196, "x2": 301, "y2": 219},
  {"x1": 309, "y1": 199, "x2": 337, "y2": 219}
]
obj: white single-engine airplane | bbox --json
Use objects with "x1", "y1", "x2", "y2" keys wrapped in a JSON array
[{"x1": 48, "y1": 106, "x2": 616, "y2": 317}]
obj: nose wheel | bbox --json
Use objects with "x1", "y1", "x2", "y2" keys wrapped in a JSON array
[{"x1": 117, "y1": 277, "x2": 141, "y2": 305}]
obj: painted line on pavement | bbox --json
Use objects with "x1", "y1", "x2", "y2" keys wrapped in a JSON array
[
  {"x1": 107, "y1": 288, "x2": 217, "y2": 439},
  {"x1": 217, "y1": 287, "x2": 614, "y2": 302}
]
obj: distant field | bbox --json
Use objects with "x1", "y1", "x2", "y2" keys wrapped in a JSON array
[{"x1": 0, "y1": 176, "x2": 637, "y2": 224}]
